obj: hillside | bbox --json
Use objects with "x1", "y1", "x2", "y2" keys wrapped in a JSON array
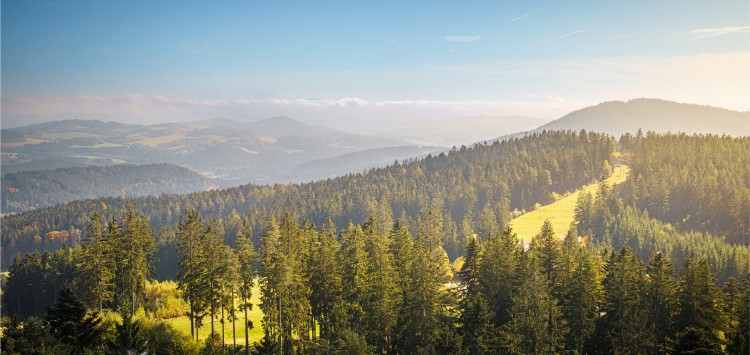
[
  {"x1": 533, "y1": 98, "x2": 750, "y2": 138},
  {"x1": 0, "y1": 117, "x2": 413, "y2": 184},
  {"x1": 1, "y1": 130, "x2": 615, "y2": 268},
  {"x1": 288, "y1": 145, "x2": 443, "y2": 181},
  {"x1": 1, "y1": 164, "x2": 218, "y2": 213},
  {"x1": 508, "y1": 165, "x2": 630, "y2": 242}
]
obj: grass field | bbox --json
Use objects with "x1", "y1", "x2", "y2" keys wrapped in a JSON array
[
  {"x1": 508, "y1": 165, "x2": 630, "y2": 242},
  {"x1": 164, "y1": 284, "x2": 265, "y2": 345}
]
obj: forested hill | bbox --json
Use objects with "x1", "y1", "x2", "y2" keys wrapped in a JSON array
[
  {"x1": 535, "y1": 98, "x2": 750, "y2": 138},
  {"x1": 1, "y1": 130, "x2": 615, "y2": 267},
  {"x1": 1, "y1": 164, "x2": 218, "y2": 213}
]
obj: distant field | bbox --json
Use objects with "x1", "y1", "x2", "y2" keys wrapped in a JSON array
[
  {"x1": 508, "y1": 165, "x2": 630, "y2": 241},
  {"x1": 136, "y1": 131, "x2": 189, "y2": 147},
  {"x1": 71, "y1": 142, "x2": 124, "y2": 148},
  {"x1": 164, "y1": 284, "x2": 265, "y2": 345}
]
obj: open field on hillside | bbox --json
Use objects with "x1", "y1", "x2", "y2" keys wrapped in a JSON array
[
  {"x1": 164, "y1": 284, "x2": 265, "y2": 345},
  {"x1": 508, "y1": 165, "x2": 629, "y2": 242}
]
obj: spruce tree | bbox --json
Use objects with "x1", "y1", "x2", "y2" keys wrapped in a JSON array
[
  {"x1": 478, "y1": 225, "x2": 521, "y2": 328},
  {"x1": 76, "y1": 212, "x2": 116, "y2": 313},
  {"x1": 596, "y1": 247, "x2": 650, "y2": 353},
  {"x1": 45, "y1": 285, "x2": 103, "y2": 352},
  {"x1": 674, "y1": 255, "x2": 725, "y2": 351},
  {"x1": 506, "y1": 251, "x2": 566, "y2": 354},
  {"x1": 235, "y1": 218, "x2": 256, "y2": 354},
  {"x1": 645, "y1": 252, "x2": 679, "y2": 353},
  {"x1": 309, "y1": 217, "x2": 345, "y2": 344},
  {"x1": 458, "y1": 235, "x2": 493, "y2": 353},
  {"x1": 362, "y1": 216, "x2": 400, "y2": 352}
]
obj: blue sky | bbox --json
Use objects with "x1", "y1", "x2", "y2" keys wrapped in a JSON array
[{"x1": 2, "y1": 0, "x2": 749, "y2": 126}]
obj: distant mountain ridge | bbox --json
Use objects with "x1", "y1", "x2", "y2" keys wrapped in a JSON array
[
  {"x1": 289, "y1": 145, "x2": 444, "y2": 181},
  {"x1": 0, "y1": 116, "x2": 413, "y2": 184},
  {"x1": 1, "y1": 164, "x2": 217, "y2": 213},
  {"x1": 534, "y1": 98, "x2": 750, "y2": 137}
]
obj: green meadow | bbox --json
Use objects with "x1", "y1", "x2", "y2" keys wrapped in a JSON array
[{"x1": 508, "y1": 165, "x2": 629, "y2": 242}]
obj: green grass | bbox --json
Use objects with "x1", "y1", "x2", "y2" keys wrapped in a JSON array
[
  {"x1": 164, "y1": 284, "x2": 265, "y2": 345},
  {"x1": 508, "y1": 165, "x2": 630, "y2": 242}
]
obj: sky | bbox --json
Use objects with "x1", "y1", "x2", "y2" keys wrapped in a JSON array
[{"x1": 2, "y1": 0, "x2": 749, "y2": 128}]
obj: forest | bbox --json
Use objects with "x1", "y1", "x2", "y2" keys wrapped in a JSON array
[
  {"x1": 1, "y1": 163, "x2": 217, "y2": 213},
  {"x1": 2, "y1": 130, "x2": 749, "y2": 354}
]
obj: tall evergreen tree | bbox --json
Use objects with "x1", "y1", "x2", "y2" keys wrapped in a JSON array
[
  {"x1": 76, "y1": 212, "x2": 115, "y2": 313},
  {"x1": 309, "y1": 217, "x2": 345, "y2": 345},
  {"x1": 560, "y1": 227, "x2": 602, "y2": 354},
  {"x1": 111, "y1": 206, "x2": 156, "y2": 316},
  {"x1": 505, "y1": 250, "x2": 567, "y2": 354},
  {"x1": 362, "y1": 216, "x2": 400, "y2": 352},
  {"x1": 234, "y1": 218, "x2": 256, "y2": 354},
  {"x1": 478, "y1": 225, "x2": 521, "y2": 328},
  {"x1": 595, "y1": 247, "x2": 650, "y2": 353},
  {"x1": 45, "y1": 285, "x2": 103, "y2": 352},
  {"x1": 176, "y1": 209, "x2": 209, "y2": 341},
  {"x1": 458, "y1": 235, "x2": 493, "y2": 353},
  {"x1": 259, "y1": 215, "x2": 311, "y2": 354},
  {"x1": 645, "y1": 252, "x2": 679, "y2": 353},
  {"x1": 340, "y1": 221, "x2": 369, "y2": 334},
  {"x1": 674, "y1": 255, "x2": 725, "y2": 351}
]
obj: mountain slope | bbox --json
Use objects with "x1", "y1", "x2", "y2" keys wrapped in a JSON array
[
  {"x1": 2, "y1": 131, "x2": 615, "y2": 267},
  {"x1": 288, "y1": 145, "x2": 444, "y2": 181},
  {"x1": 1, "y1": 164, "x2": 218, "y2": 213},
  {"x1": 0, "y1": 117, "x2": 411, "y2": 183},
  {"x1": 535, "y1": 98, "x2": 750, "y2": 137}
]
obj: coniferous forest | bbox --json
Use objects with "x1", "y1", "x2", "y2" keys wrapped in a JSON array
[{"x1": 2, "y1": 130, "x2": 749, "y2": 354}]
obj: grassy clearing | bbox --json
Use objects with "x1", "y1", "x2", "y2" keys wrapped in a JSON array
[
  {"x1": 136, "y1": 132, "x2": 189, "y2": 147},
  {"x1": 164, "y1": 284, "x2": 264, "y2": 345},
  {"x1": 508, "y1": 165, "x2": 629, "y2": 242}
]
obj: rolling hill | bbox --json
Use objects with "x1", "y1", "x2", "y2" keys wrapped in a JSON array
[
  {"x1": 0, "y1": 117, "x2": 416, "y2": 184},
  {"x1": 534, "y1": 98, "x2": 750, "y2": 137},
  {"x1": 1, "y1": 164, "x2": 219, "y2": 213}
]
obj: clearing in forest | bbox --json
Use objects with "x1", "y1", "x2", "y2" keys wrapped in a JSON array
[{"x1": 508, "y1": 165, "x2": 629, "y2": 242}]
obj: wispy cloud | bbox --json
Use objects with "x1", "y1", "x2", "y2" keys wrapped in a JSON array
[
  {"x1": 537, "y1": 30, "x2": 582, "y2": 46},
  {"x1": 690, "y1": 26, "x2": 750, "y2": 39},
  {"x1": 444, "y1": 35, "x2": 482, "y2": 42},
  {"x1": 506, "y1": 8, "x2": 543, "y2": 24}
]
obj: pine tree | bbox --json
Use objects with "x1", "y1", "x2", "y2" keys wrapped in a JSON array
[
  {"x1": 595, "y1": 247, "x2": 650, "y2": 353},
  {"x1": 234, "y1": 218, "x2": 256, "y2": 355},
  {"x1": 309, "y1": 217, "x2": 345, "y2": 345},
  {"x1": 674, "y1": 255, "x2": 725, "y2": 351},
  {"x1": 645, "y1": 252, "x2": 679, "y2": 353},
  {"x1": 111, "y1": 206, "x2": 156, "y2": 316},
  {"x1": 505, "y1": 251, "x2": 567, "y2": 354},
  {"x1": 394, "y1": 211, "x2": 451, "y2": 353},
  {"x1": 560, "y1": 227, "x2": 602, "y2": 353},
  {"x1": 726, "y1": 274, "x2": 750, "y2": 354},
  {"x1": 45, "y1": 285, "x2": 103, "y2": 352},
  {"x1": 478, "y1": 225, "x2": 521, "y2": 328},
  {"x1": 259, "y1": 214, "x2": 311, "y2": 354},
  {"x1": 458, "y1": 235, "x2": 493, "y2": 353},
  {"x1": 362, "y1": 216, "x2": 399, "y2": 352},
  {"x1": 76, "y1": 212, "x2": 115, "y2": 313},
  {"x1": 176, "y1": 209, "x2": 210, "y2": 341},
  {"x1": 340, "y1": 222, "x2": 369, "y2": 334}
]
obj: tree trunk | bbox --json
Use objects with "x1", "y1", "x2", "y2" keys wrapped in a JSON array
[
  {"x1": 232, "y1": 287, "x2": 237, "y2": 351},
  {"x1": 221, "y1": 294, "x2": 226, "y2": 351},
  {"x1": 244, "y1": 286, "x2": 249, "y2": 355}
]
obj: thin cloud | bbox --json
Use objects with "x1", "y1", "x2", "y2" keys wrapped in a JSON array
[
  {"x1": 690, "y1": 26, "x2": 750, "y2": 39},
  {"x1": 506, "y1": 8, "x2": 543, "y2": 24},
  {"x1": 537, "y1": 30, "x2": 582, "y2": 46},
  {"x1": 444, "y1": 35, "x2": 482, "y2": 42}
]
